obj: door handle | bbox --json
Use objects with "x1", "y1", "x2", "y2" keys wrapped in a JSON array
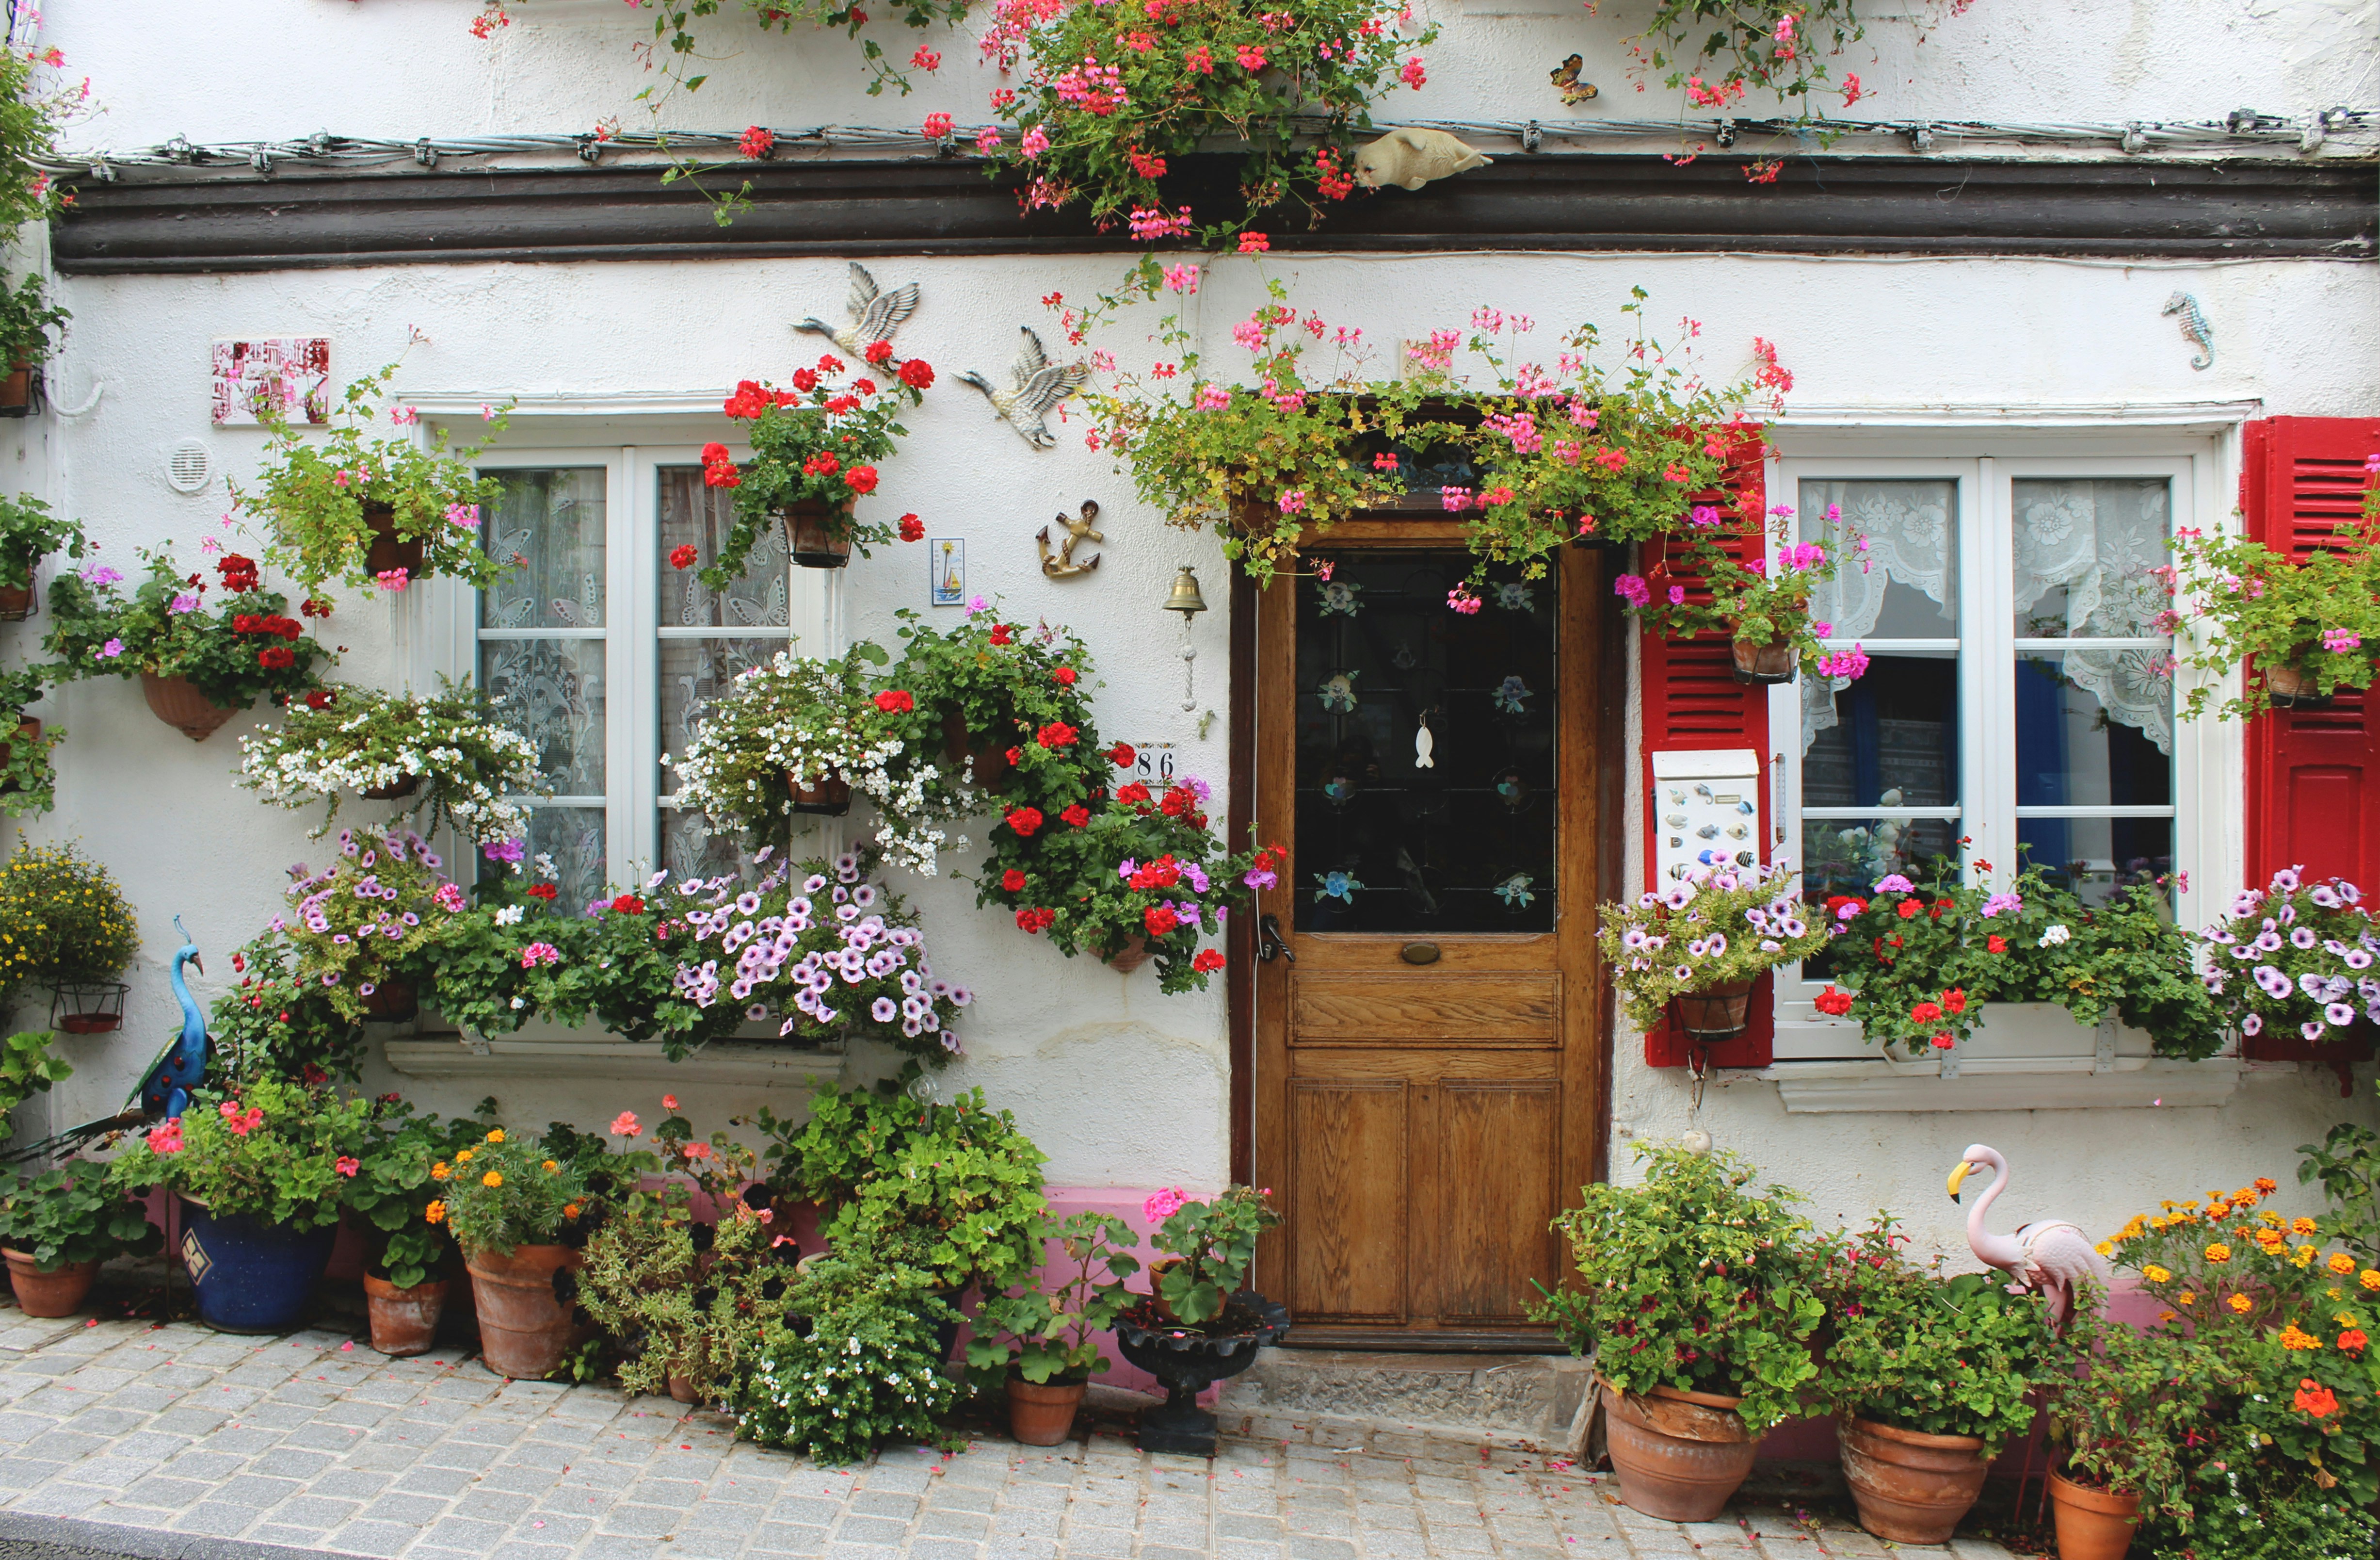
[{"x1": 1258, "y1": 913, "x2": 1295, "y2": 963}]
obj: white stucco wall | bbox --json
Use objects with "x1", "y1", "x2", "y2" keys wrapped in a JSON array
[{"x1": 4, "y1": 0, "x2": 2377, "y2": 1261}]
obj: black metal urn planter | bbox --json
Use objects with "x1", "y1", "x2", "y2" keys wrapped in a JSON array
[{"x1": 1114, "y1": 1288, "x2": 1290, "y2": 1455}]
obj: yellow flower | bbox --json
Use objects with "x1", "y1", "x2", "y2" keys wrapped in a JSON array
[
  {"x1": 2205, "y1": 1243, "x2": 2233, "y2": 1264},
  {"x1": 543, "y1": 1159, "x2": 559, "y2": 1173},
  {"x1": 2256, "y1": 1229, "x2": 2287, "y2": 1252},
  {"x1": 482, "y1": 1170, "x2": 502, "y2": 1187},
  {"x1": 2143, "y1": 1264, "x2": 2173, "y2": 1284},
  {"x1": 2259, "y1": 1210, "x2": 2284, "y2": 1227},
  {"x1": 2295, "y1": 1217, "x2": 2319, "y2": 1238},
  {"x1": 2159, "y1": 1310, "x2": 2178, "y2": 1323},
  {"x1": 424, "y1": 1201, "x2": 445, "y2": 1224},
  {"x1": 2338, "y1": 1312, "x2": 2363, "y2": 1330},
  {"x1": 2363, "y1": 1271, "x2": 2380, "y2": 1292},
  {"x1": 430, "y1": 1161, "x2": 449, "y2": 1181},
  {"x1": 486, "y1": 1129, "x2": 505, "y2": 1144},
  {"x1": 2281, "y1": 1323, "x2": 2323, "y2": 1350},
  {"x1": 456, "y1": 1147, "x2": 475, "y2": 1163},
  {"x1": 2330, "y1": 1252, "x2": 2358, "y2": 1276},
  {"x1": 2297, "y1": 1245, "x2": 2318, "y2": 1268},
  {"x1": 2096, "y1": 1241, "x2": 2116, "y2": 1258},
  {"x1": 2229, "y1": 1294, "x2": 2254, "y2": 1314}
]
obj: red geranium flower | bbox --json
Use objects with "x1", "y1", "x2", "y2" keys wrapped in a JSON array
[
  {"x1": 723, "y1": 379, "x2": 771, "y2": 420},
  {"x1": 1060, "y1": 804, "x2": 1090, "y2": 828},
  {"x1": 1910, "y1": 1001, "x2": 1943, "y2": 1025},
  {"x1": 1117, "y1": 781, "x2": 1152, "y2": 806},
  {"x1": 1015, "y1": 906, "x2": 1055, "y2": 933},
  {"x1": 1001, "y1": 868, "x2": 1028, "y2": 893},
  {"x1": 898, "y1": 513, "x2": 924, "y2": 542},
  {"x1": 217, "y1": 554, "x2": 260, "y2": 593},
  {"x1": 1004, "y1": 747, "x2": 1022, "y2": 765},
  {"x1": 1987, "y1": 934, "x2": 2009, "y2": 954},
  {"x1": 817, "y1": 354, "x2": 846, "y2": 375},
  {"x1": 257, "y1": 646, "x2": 296, "y2": 670},
  {"x1": 739, "y1": 125, "x2": 775, "y2": 159},
  {"x1": 1005, "y1": 806, "x2": 1044, "y2": 836},
  {"x1": 790, "y1": 368, "x2": 819, "y2": 393},
  {"x1": 299, "y1": 598, "x2": 332, "y2": 618},
  {"x1": 1037, "y1": 721, "x2": 1079, "y2": 748},
  {"x1": 304, "y1": 689, "x2": 338, "y2": 710},
  {"x1": 1943, "y1": 987, "x2": 1967, "y2": 1014},
  {"x1": 527, "y1": 883, "x2": 559, "y2": 901},
  {"x1": 1144, "y1": 904, "x2": 1179, "y2": 936},
  {"x1": 1192, "y1": 949, "x2": 1225, "y2": 973},
  {"x1": 823, "y1": 395, "x2": 859, "y2": 416},
  {"x1": 873, "y1": 689, "x2": 915, "y2": 714},
  {"x1": 853, "y1": 379, "x2": 876, "y2": 398},
  {"x1": 1814, "y1": 986, "x2": 1853, "y2": 1016},
  {"x1": 844, "y1": 464, "x2": 880, "y2": 495},
  {"x1": 865, "y1": 340, "x2": 895, "y2": 365},
  {"x1": 1896, "y1": 900, "x2": 1921, "y2": 919},
  {"x1": 611, "y1": 894, "x2": 646, "y2": 915},
  {"x1": 1054, "y1": 666, "x2": 1078, "y2": 685},
  {"x1": 899, "y1": 359, "x2": 935, "y2": 390},
  {"x1": 803, "y1": 452, "x2": 841, "y2": 477},
  {"x1": 989, "y1": 623, "x2": 1013, "y2": 645},
  {"x1": 2297, "y1": 1379, "x2": 2339, "y2": 1417},
  {"x1": 670, "y1": 544, "x2": 699, "y2": 569},
  {"x1": 1109, "y1": 742, "x2": 1136, "y2": 767}
]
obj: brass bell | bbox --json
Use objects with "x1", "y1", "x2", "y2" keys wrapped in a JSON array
[{"x1": 1163, "y1": 565, "x2": 1208, "y2": 618}]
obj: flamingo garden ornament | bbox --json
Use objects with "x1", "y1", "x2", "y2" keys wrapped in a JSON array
[{"x1": 1948, "y1": 1142, "x2": 2109, "y2": 1329}]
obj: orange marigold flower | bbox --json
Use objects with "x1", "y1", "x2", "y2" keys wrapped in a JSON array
[
  {"x1": 2281, "y1": 1323, "x2": 2324, "y2": 1350},
  {"x1": 2255, "y1": 1177, "x2": 2279, "y2": 1194},
  {"x1": 2205, "y1": 1243, "x2": 2233, "y2": 1264},
  {"x1": 2229, "y1": 1293, "x2": 2254, "y2": 1314},
  {"x1": 486, "y1": 1129, "x2": 506, "y2": 1144},
  {"x1": 2330, "y1": 1252, "x2": 2358, "y2": 1275},
  {"x1": 2294, "y1": 1217, "x2": 2319, "y2": 1237},
  {"x1": 482, "y1": 1170, "x2": 503, "y2": 1188}
]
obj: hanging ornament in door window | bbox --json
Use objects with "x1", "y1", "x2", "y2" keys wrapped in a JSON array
[
  {"x1": 1493, "y1": 581, "x2": 1535, "y2": 614},
  {"x1": 1492, "y1": 674, "x2": 1533, "y2": 715},
  {"x1": 1494, "y1": 872, "x2": 1536, "y2": 910},
  {"x1": 1315, "y1": 577, "x2": 1363, "y2": 618},
  {"x1": 1320, "y1": 760, "x2": 1362, "y2": 809},
  {"x1": 1316, "y1": 670, "x2": 1360, "y2": 714},
  {"x1": 1413, "y1": 710, "x2": 1436, "y2": 769},
  {"x1": 1495, "y1": 766, "x2": 1532, "y2": 812},
  {"x1": 1313, "y1": 869, "x2": 1365, "y2": 904}
]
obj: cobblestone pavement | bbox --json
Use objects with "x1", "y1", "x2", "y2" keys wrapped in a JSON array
[{"x1": 0, "y1": 1316, "x2": 2023, "y2": 1560}]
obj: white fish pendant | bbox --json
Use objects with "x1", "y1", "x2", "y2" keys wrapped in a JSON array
[{"x1": 1415, "y1": 713, "x2": 1436, "y2": 769}]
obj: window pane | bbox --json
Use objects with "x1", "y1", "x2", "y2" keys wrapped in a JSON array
[
  {"x1": 482, "y1": 469, "x2": 608, "y2": 630},
  {"x1": 2016, "y1": 817, "x2": 2174, "y2": 905},
  {"x1": 480, "y1": 805, "x2": 608, "y2": 914},
  {"x1": 659, "y1": 636, "x2": 780, "y2": 795},
  {"x1": 658, "y1": 466, "x2": 790, "y2": 629},
  {"x1": 1800, "y1": 479, "x2": 1959, "y2": 639},
  {"x1": 2012, "y1": 478, "x2": 2170, "y2": 637},
  {"x1": 1293, "y1": 552, "x2": 1555, "y2": 933},
  {"x1": 1798, "y1": 814, "x2": 1962, "y2": 980},
  {"x1": 1801, "y1": 650, "x2": 1958, "y2": 806},
  {"x1": 660, "y1": 804, "x2": 772, "y2": 885},
  {"x1": 482, "y1": 638, "x2": 606, "y2": 792},
  {"x1": 2014, "y1": 650, "x2": 2174, "y2": 805}
]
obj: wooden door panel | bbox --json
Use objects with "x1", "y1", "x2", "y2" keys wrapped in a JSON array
[
  {"x1": 1431, "y1": 1081, "x2": 1562, "y2": 1324},
  {"x1": 1290, "y1": 973, "x2": 1560, "y2": 1045},
  {"x1": 1286, "y1": 1080, "x2": 1410, "y2": 1321}
]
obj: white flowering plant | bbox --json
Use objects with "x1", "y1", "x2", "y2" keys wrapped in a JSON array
[
  {"x1": 237, "y1": 679, "x2": 542, "y2": 845},
  {"x1": 671, "y1": 644, "x2": 966, "y2": 876},
  {"x1": 668, "y1": 847, "x2": 970, "y2": 1067},
  {"x1": 2196, "y1": 866, "x2": 2380, "y2": 1047},
  {"x1": 274, "y1": 826, "x2": 475, "y2": 1023},
  {"x1": 1598, "y1": 861, "x2": 1830, "y2": 1033}
]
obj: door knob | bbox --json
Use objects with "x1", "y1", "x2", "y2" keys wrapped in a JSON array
[{"x1": 1258, "y1": 913, "x2": 1295, "y2": 963}]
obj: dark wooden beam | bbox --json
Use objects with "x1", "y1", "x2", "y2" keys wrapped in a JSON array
[{"x1": 50, "y1": 152, "x2": 2376, "y2": 272}]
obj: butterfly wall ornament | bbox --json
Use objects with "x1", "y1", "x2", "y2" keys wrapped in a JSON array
[{"x1": 1549, "y1": 54, "x2": 1599, "y2": 105}]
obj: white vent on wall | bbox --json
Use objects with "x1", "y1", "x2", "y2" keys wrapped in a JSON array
[{"x1": 163, "y1": 439, "x2": 212, "y2": 494}]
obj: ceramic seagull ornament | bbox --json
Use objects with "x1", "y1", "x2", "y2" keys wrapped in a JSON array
[
  {"x1": 958, "y1": 328, "x2": 1091, "y2": 449},
  {"x1": 797, "y1": 261, "x2": 921, "y2": 359}
]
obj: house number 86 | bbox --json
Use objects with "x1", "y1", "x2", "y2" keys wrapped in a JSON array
[{"x1": 1132, "y1": 746, "x2": 1176, "y2": 783}]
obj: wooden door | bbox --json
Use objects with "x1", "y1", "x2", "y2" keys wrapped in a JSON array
[{"x1": 1250, "y1": 525, "x2": 1605, "y2": 1348}]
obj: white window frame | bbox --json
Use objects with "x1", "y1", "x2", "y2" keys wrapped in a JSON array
[
  {"x1": 1758, "y1": 429, "x2": 2242, "y2": 1094},
  {"x1": 418, "y1": 440, "x2": 827, "y2": 890}
]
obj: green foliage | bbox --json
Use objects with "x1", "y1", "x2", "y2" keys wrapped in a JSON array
[
  {"x1": 1812, "y1": 1218, "x2": 2058, "y2": 1454},
  {"x1": 709, "y1": 358, "x2": 931, "y2": 587},
  {"x1": 889, "y1": 606, "x2": 1098, "y2": 785},
  {"x1": 1821, "y1": 858, "x2": 2223, "y2": 1060},
  {"x1": 968, "y1": 1210, "x2": 1141, "y2": 1384},
  {"x1": 0, "y1": 841, "x2": 138, "y2": 992},
  {"x1": 237, "y1": 680, "x2": 543, "y2": 846},
  {"x1": 0, "y1": 1029, "x2": 69, "y2": 1127},
  {"x1": 2049, "y1": 1311, "x2": 2225, "y2": 1520},
  {"x1": 1599, "y1": 861, "x2": 1828, "y2": 1034},
  {"x1": 107, "y1": 1077, "x2": 375, "y2": 1231},
  {"x1": 2142, "y1": 1466, "x2": 2380, "y2": 1560},
  {"x1": 732, "y1": 1240, "x2": 962, "y2": 1465},
  {"x1": 229, "y1": 361, "x2": 512, "y2": 600},
  {"x1": 2299, "y1": 1106, "x2": 2380, "y2": 1266},
  {"x1": 0, "y1": 493, "x2": 81, "y2": 582},
  {"x1": 279, "y1": 826, "x2": 473, "y2": 1024},
  {"x1": 44, "y1": 548, "x2": 335, "y2": 710},
  {"x1": 0, "y1": 46, "x2": 79, "y2": 235},
  {"x1": 207, "y1": 932, "x2": 367, "y2": 1086},
  {"x1": 579, "y1": 1192, "x2": 800, "y2": 1402},
  {"x1": 1617, "y1": 505, "x2": 1854, "y2": 678},
  {"x1": 1626, "y1": 0, "x2": 1868, "y2": 135},
  {"x1": 760, "y1": 1082, "x2": 1048, "y2": 1293},
  {"x1": 2171, "y1": 520, "x2": 2380, "y2": 720},
  {"x1": 1084, "y1": 280, "x2": 1755, "y2": 585},
  {"x1": 435, "y1": 1126, "x2": 592, "y2": 1258},
  {"x1": 0, "y1": 274, "x2": 69, "y2": 368},
  {"x1": 982, "y1": 0, "x2": 1434, "y2": 239},
  {"x1": 1147, "y1": 1187, "x2": 1279, "y2": 1328},
  {"x1": 343, "y1": 1103, "x2": 482, "y2": 1290},
  {"x1": 0, "y1": 667, "x2": 62, "y2": 820},
  {"x1": 1533, "y1": 1143, "x2": 1826, "y2": 1435},
  {"x1": 0, "y1": 1160, "x2": 159, "y2": 1272}
]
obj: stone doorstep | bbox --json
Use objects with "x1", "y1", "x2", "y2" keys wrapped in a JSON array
[{"x1": 1214, "y1": 1349, "x2": 1595, "y2": 1454}]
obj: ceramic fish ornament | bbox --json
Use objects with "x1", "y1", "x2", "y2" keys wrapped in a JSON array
[
  {"x1": 1549, "y1": 54, "x2": 1599, "y2": 105},
  {"x1": 1354, "y1": 128, "x2": 1492, "y2": 192},
  {"x1": 1415, "y1": 713, "x2": 1435, "y2": 769}
]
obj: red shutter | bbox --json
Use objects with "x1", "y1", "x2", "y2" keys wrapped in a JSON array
[
  {"x1": 2241, "y1": 415, "x2": 2380, "y2": 1071},
  {"x1": 1640, "y1": 439, "x2": 1773, "y2": 1069}
]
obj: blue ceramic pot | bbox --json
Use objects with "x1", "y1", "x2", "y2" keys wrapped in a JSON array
[{"x1": 179, "y1": 1202, "x2": 337, "y2": 1333}]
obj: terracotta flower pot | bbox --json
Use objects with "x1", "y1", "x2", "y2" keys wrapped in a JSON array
[
  {"x1": 0, "y1": 569, "x2": 33, "y2": 621},
  {"x1": 465, "y1": 1243, "x2": 582, "y2": 1380},
  {"x1": 790, "y1": 772, "x2": 852, "y2": 815},
  {"x1": 1007, "y1": 1377, "x2": 1087, "y2": 1446},
  {"x1": 782, "y1": 503, "x2": 854, "y2": 570},
  {"x1": 1838, "y1": 1415, "x2": 1989, "y2": 1545},
  {"x1": 363, "y1": 501, "x2": 425, "y2": 580},
  {"x1": 0, "y1": 361, "x2": 38, "y2": 419},
  {"x1": 2048, "y1": 1468, "x2": 2141, "y2": 1560},
  {"x1": 362, "y1": 1274, "x2": 447, "y2": 1357},
  {"x1": 1100, "y1": 934, "x2": 1154, "y2": 974},
  {"x1": 362, "y1": 981, "x2": 419, "y2": 1024},
  {"x1": 1598, "y1": 1380, "x2": 1756, "y2": 1523},
  {"x1": 362, "y1": 774, "x2": 421, "y2": 800},
  {"x1": 1142, "y1": 1257, "x2": 1184, "y2": 1322},
  {"x1": 2264, "y1": 661, "x2": 2332, "y2": 710},
  {"x1": 4, "y1": 1251, "x2": 96, "y2": 1318},
  {"x1": 667, "y1": 1372, "x2": 699, "y2": 1405},
  {"x1": 1673, "y1": 980, "x2": 1756, "y2": 1041},
  {"x1": 141, "y1": 673, "x2": 239, "y2": 741},
  {"x1": 943, "y1": 707, "x2": 1013, "y2": 791},
  {"x1": 1730, "y1": 636, "x2": 1796, "y2": 685}
]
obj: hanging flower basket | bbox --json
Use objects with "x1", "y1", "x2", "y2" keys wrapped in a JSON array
[
  {"x1": 141, "y1": 673, "x2": 240, "y2": 742},
  {"x1": 0, "y1": 361, "x2": 40, "y2": 420},
  {"x1": 2263, "y1": 661, "x2": 2332, "y2": 710},
  {"x1": 0, "y1": 717, "x2": 39, "y2": 791},
  {"x1": 782, "y1": 503, "x2": 854, "y2": 571},
  {"x1": 1730, "y1": 637, "x2": 1796, "y2": 685},
  {"x1": 943, "y1": 706, "x2": 1013, "y2": 791},
  {"x1": 1672, "y1": 979, "x2": 1756, "y2": 1042},
  {"x1": 0, "y1": 569, "x2": 33, "y2": 621},
  {"x1": 1097, "y1": 933, "x2": 1154, "y2": 975},
  {"x1": 48, "y1": 980, "x2": 127, "y2": 1035},
  {"x1": 361, "y1": 501, "x2": 425, "y2": 580},
  {"x1": 361, "y1": 980, "x2": 420, "y2": 1024},
  {"x1": 790, "y1": 772, "x2": 852, "y2": 815},
  {"x1": 361, "y1": 773, "x2": 422, "y2": 801}
]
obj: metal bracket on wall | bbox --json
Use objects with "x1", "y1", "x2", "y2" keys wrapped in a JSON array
[{"x1": 2094, "y1": 1012, "x2": 2119, "y2": 1074}]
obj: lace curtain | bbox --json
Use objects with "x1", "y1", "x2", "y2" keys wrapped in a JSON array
[
  {"x1": 2010, "y1": 478, "x2": 2173, "y2": 757},
  {"x1": 1798, "y1": 479, "x2": 1958, "y2": 754}
]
